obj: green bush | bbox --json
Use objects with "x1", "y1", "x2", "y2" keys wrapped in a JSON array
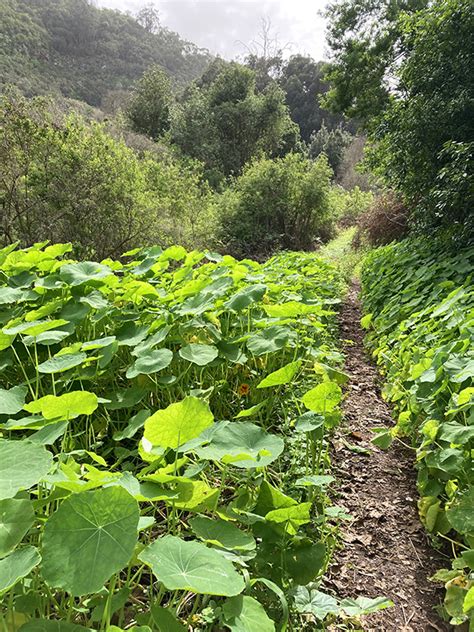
[
  {"x1": 0, "y1": 92, "x2": 215, "y2": 257},
  {"x1": 216, "y1": 153, "x2": 335, "y2": 259},
  {"x1": 361, "y1": 236, "x2": 474, "y2": 625},
  {"x1": 328, "y1": 186, "x2": 374, "y2": 227}
]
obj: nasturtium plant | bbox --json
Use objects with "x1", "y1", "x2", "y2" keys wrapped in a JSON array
[
  {"x1": 302, "y1": 382, "x2": 342, "y2": 413},
  {"x1": 189, "y1": 516, "x2": 256, "y2": 551},
  {"x1": 42, "y1": 487, "x2": 139, "y2": 595},
  {"x1": 0, "y1": 546, "x2": 41, "y2": 595},
  {"x1": 361, "y1": 236, "x2": 474, "y2": 621},
  {"x1": 194, "y1": 421, "x2": 284, "y2": 468},
  {"x1": 0, "y1": 440, "x2": 52, "y2": 499},
  {"x1": 139, "y1": 535, "x2": 245, "y2": 596},
  {"x1": 0, "y1": 385, "x2": 27, "y2": 415},
  {"x1": 0, "y1": 498, "x2": 35, "y2": 556},
  {"x1": 222, "y1": 595, "x2": 275, "y2": 632},
  {"x1": 143, "y1": 396, "x2": 214, "y2": 450},
  {"x1": 179, "y1": 343, "x2": 219, "y2": 366},
  {"x1": 24, "y1": 391, "x2": 98, "y2": 420},
  {"x1": 0, "y1": 242, "x2": 354, "y2": 627}
]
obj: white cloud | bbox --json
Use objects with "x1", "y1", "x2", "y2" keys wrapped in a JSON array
[{"x1": 96, "y1": 0, "x2": 328, "y2": 61}]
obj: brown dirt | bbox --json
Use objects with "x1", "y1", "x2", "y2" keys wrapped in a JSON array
[{"x1": 326, "y1": 280, "x2": 451, "y2": 631}]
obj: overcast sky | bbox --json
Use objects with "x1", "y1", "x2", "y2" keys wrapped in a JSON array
[{"x1": 96, "y1": 0, "x2": 329, "y2": 61}]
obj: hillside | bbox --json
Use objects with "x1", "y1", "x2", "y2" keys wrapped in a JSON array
[{"x1": 0, "y1": 0, "x2": 213, "y2": 105}]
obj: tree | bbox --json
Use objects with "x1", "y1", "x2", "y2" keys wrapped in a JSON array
[
  {"x1": 172, "y1": 62, "x2": 300, "y2": 184},
  {"x1": 309, "y1": 123, "x2": 353, "y2": 174},
  {"x1": 136, "y1": 3, "x2": 160, "y2": 34},
  {"x1": 325, "y1": 0, "x2": 474, "y2": 232},
  {"x1": 126, "y1": 65, "x2": 172, "y2": 140},
  {"x1": 279, "y1": 55, "x2": 348, "y2": 144},
  {"x1": 323, "y1": 0, "x2": 429, "y2": 123}
]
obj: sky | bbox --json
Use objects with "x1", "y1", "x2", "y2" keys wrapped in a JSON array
[{"x1": 96, "y1": 0, "x2": 329, "y2": 61}]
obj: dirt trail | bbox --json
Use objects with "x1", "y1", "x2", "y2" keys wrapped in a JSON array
[{"x1": 327, "y1": 280, "x2": 450, "y2": 631}]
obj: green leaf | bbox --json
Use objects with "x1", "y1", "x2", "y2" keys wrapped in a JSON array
[
  {"x1": 179, "y1": 344, "x2": 218, "y2": 366},
  {"x1": 25, "y1": 391, "x2": 98, "y2": 420},
  {"x1": 265, "y1": 503, "x2": 312, "y2": 534},
  {"x1": 257, "y1": 361, "x2": 301, "y2": 389},
  {"x1": 0, "y1": 386, "x2": 27, "y2": 415},
  {"x1": 0, "y1": 499, "x2": 35, "y2": 557},
  {"x1": 446, "y1": 488, "x2": 474, "y2": 534},
  {"x1": 463, "y1": 586, "x2": 474, "y2": 614},
  {"x1": 284, "y1": 541, "x2": 326, "y2": 585},
  {"x1": 113, "y1": 410, "x2": 150, "y2": 441},
  {"x1": 126, "y1": 349, "x2": 173, "y2": 379},
  {"x1": 235, "y1": 400, "x2": 267, "y2": 419},
  {"x1": 150, "y1": 605, "x2": 187, "y2": 632},
  {"x1": 293, "y1": 585, "x2": 339, "y2": 620},
  {"x1": 360, "y1": 313, "x2": 373, "y2": 329},
  {"x1": 339, "y1": 596, "x2": 393, "y2": 616},
  {"x1": 19, "y1": 621, "x2": 93, "y2": 632},
  {"x1": 301, "y1": 382, "x2": 341, "y2": 413},
  {"x1": 225, "y1": 285, "x2": 267, "y2": 311},
  {"x1": 139, "y1": 535, "x2": 245, "y2": 596},
  {"x1": 59, "y1": 262, "x2": 112, "y2": 286},
  {"x1": 0, "y1": 440, "x2": 52, "y2": 499},
  {"x1": 4, "y1": 319, "x2": 69, "y2": 336},
  {"x1": 143, "y1": 397, "x2": 213, "y2": 450},
  {"x1": 222, "y1": 595, "x2": 275, "y2": 632},
  {"x1": 294, "y1": 412, "x2": 324, "y2": 433},
  {"x1": 371, "y1": 427, "x2": 394, "y2": 449},
  {"x1": 295, "y1": 475, "x2": 335, "y2": 489},
  {"x1": 190, "y1": 516, "x2": 256, "y2": 551},
  {"x1": 194, "y1": 421, "x2": 284, "y2": 468},
  {"x1": 0, "y1": 546, "x2": 41, "y2": 594},
  {"x1": 37, "y1": 353, "x2": 87, "y2": 374},
  {"x1": 42, "y1": 487, "x2": 139, "y2": 596},
  {"x1": 263, "y1": 301, "x2": 321, "y2": 318},
  {"x1": 247, "y1": 326, "x2": 293, "y2": 356}
]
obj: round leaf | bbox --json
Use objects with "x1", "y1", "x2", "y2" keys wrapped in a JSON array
[
  {"x1": 0, "y1": 440, "x2": 53, "y2": 499},
  {"x1": 0, "y1": 546, "x2": 41, "y2": 595},
  {"x1": 301, "y1": 382, "x2": 342, "y2": 413},
  {"x1": 126, "y1": 348, "x2": 173, "y2": 379},
  {"x1": 179, "y1": 344, "x2": 218, "y2": 366},
  {"x1": 24, "y1": 391, "x2": 98, "y2": 420},
  {"x1": 195, "y1": 421, "x2": 284, "y2": 468},
  {"x1": 223, "y1": 595, "x2": 275, "y2": 632},
  {"x1": 42, "y1": 487, "x2": 139, "y2": 596},
  {"x1": 37, "y1": 353, "x2": 87, "y2": 374},
  {"x1": 143, "y1": 397, "x2": 214, "y2": 450},
  {"x1": 0, "y1": 385, "x2": 27, "y2": 415},
  {"x1": 139, "y1": 535, "x2": 245, "y2": 596},
  {"x1": 190, "y1": 516, "x2": 256, "y2": 551},
  {"x1": 59, "y1": 262, "x2": 112, "y2": 286},
  {"x1": 257, "y1": 361, "x2": 301, "y2": 389},
  {"x1": 0, "y1": 498, "x2": 35, "y2": 556}
]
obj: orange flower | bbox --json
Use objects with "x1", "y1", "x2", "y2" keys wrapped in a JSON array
[{"x1": 238, "y1": 383, "x2": 250, "y2": 397}]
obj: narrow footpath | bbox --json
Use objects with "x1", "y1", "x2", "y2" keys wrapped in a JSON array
[{"x1": 327, "y1": 280, "x2": 451, "y2": 631}]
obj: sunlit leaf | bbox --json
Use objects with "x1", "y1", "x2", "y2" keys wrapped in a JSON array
[{"x1": 139, "y1": 535, "x2": 244, "y2": 596}]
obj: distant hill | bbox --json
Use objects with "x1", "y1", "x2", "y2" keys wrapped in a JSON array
[{"x1": 0, "y1": 0, "x2": 213, "y2": 106}]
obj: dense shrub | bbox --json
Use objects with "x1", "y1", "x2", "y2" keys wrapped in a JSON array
[
  {"x1": 0, "y1": 92, "x2": 214, "y2": 257},
  {"x1": 361, "y1": 236, "x2": 474, "y2": 625},
  {"x1": 216, "y1": 153, "x2": 334, "y2": 259},
  {"x1": 328, "y1": 186, "x2": 374, "y2": 228},
  {"x1": 353, "y1": 193, "x2": 409, "y2": 248}
]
